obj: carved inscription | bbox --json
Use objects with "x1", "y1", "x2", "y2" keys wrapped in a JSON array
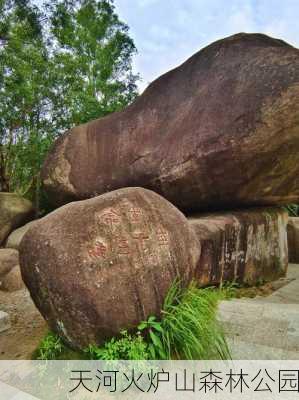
[
  {"x1": 98, "y1": 208, "x2": 121, "y2": 231},
  {"x1": 88, "y1": 240, "x2": 108, "y2": 260},
  {"x1": 156, "y1": 226, "x2": 170, "y2": 246},
  {"x1": 88, "y1": 204, "x2": 171, "y2": 264},
  {"x1": 115, "y1": 236, "x2": 131, "y2": 255}
]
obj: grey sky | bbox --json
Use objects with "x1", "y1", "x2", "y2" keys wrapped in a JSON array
[{"x1": 114, "y1": 0, "x2": 299, "y2": 91}]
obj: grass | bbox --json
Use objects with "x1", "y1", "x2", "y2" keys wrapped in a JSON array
[
  {"x1": 156, "y1": 281, "x2": 230, "y2": 359},
  {"x1": 35, "y1": 280, "x2": 231, "y2": 360}
]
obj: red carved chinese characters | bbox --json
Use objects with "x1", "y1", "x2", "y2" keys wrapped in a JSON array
[
  {"x1": 115, "y1": 236, "x2": 131, "y2": 255},
  {"x1": 98, "y1": 209, "x2": 121, "y2": 230},
  {"x1": 156, "y1": 226, "x2": 169, "y2": 246},
  {"x1": 128, "y1": 207, "x2": 143, "y2": 223},
  {"x1": 132, "y1": 230, "x2": 150, "y2": 252},
  {"x1": 88, "y1": 240, "x2": 108, "y2": 260}
]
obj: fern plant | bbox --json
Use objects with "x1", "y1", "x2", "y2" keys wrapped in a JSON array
[
  {"x1": 86, "y1": 330, "x2": 150, "y2": 360},
  {"x1": 36, "y1": 332, "x2": 64, "y2": 360}
]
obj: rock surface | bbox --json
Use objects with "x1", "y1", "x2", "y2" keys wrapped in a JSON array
[
  {"x1": 5, "y1": 221, "x2": 37, "y2": 250},
  {"x1": 287, "y1": 217, "x2": 299, "y2": 263},
  {"x1": 0, "y1": 193, "x2": 34, "y2": 245},
  {"x1": 0, "y1": 266, "x2": 24, "y2": 292},
  {"x1": 0, "y1": 311, "x2": 10, "y2": 333},
  {"x1": 42, "y1": 33, "x2": 299, "y2": 210},
  {"x1": 0, "y1": 249, "x2": 19, "y2": 279},
  {"x1": 19, "y1": 187, "x2": 199, "y2": 349},
  {"x1": 189, "y1": 208, "x2": 288, "y2": 286}
]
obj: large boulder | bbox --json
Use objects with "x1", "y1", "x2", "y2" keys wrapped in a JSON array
[
  {"x1": 189, "y1": 208, "x2": 288, "y2": 286},
  {"x1": 0, "y1": 193, "x2": 34, "y2": 245},
  {"x1": 0, "y1": 249, "x2": 19, "y2": 279},
  {"x1": 5, "y1": 221, "x2": 37, "y2": 250},
  {"x1": 42, "y1": 33, "x2": 299, "y2": 211},
  {"x1": 19, "y1": 187, "x2": 199, "y2": 349},
  {"x1": 287, "y1": 217, "x2": 299, "y2": 263}
]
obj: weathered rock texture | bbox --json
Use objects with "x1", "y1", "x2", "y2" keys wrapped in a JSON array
[
  {"x1": 42, "y1": 33, "x2": 299, "y2": 210},
  {"x1": 0, "y1": 193, "x2": 34, "y2": 245},
  {"x1": 0, "y1": 249, "x2": 19, "y2": 279},
  {"x1": 20, "y1": 187, "x2": 199, "y2": 349},
  {"x1": 0, "y1": 249, "x2": 22, "y2": 292},
  {"x1": 0, "y1": 266, "x2": 24, "y2": 292},
  {"x1": 287, "y1": 217, "x2": 299, "y2": 263},
  {"x1": 189, "y1": 208, "x2": 288, "y2": 286},
  {"x1": 5, "y1": 221, "x2": 37, "y2": 250}
]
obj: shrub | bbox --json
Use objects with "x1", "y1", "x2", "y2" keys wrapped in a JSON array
[
  {"x1": 86, "y1": 330, "x2": 150, "y2": 360},
  {"x1": 36, "y1": 332, "x2": 64, "y2": 360}
]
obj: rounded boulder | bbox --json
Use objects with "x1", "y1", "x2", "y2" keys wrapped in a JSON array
[
  {"x1": 0, "y1": 193, "x2": 34, "y2": 245},
  {"x1": 20, "y1": 187, "x2": 200, "y2": 349}
]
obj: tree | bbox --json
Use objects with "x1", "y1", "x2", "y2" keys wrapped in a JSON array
[
  {"x1": 48, "y1": 0, "x2": 139, "y2": 126},
  {"x1": 0, "y1": 0, "x2": 138, "y2": 203},
  {"x1": 0, "y1": 0, "x2": 51, "y2": 193}
]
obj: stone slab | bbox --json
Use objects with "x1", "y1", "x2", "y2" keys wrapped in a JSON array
[{"x1": 189, "y1": 207, "x2": 288, "y2": 286}]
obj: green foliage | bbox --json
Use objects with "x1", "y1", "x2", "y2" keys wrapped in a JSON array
[
  {"x1": 220, "y1": 281, "x2": 241, "y2": 300},
  {"x1": 158, "y1": 281, "x2": 230, "y2": 360},
  {"x1": 86, "y1": 330, "x2": 150, "y2": 360},
  {"x1": 285, "y1": 204, "x2": 299, "y2": 217},
  {"x1": 36, "y1": 332, "x2": 65, "y2": 360},
  {"x1": 47, "y1": 0, "x2": 138, "y2": 126},
  {"x1": 138, "y1": 316, "x2": 166, "y2": 359},
  {"x1": 0, "y1": 0, "x2": 138, "y2": 202},
  {"x1": 0, "y1": 0, "x2": 51, "y2": 194}
]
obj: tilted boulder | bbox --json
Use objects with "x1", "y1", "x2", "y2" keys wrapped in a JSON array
[
  {"x1": 287, "y1": 217, "x2": 299, "y2": 263},
  {"x1": 19, "y1": 187, "x2": 199, "y2": 349},
  {"x1": 0, "y1": 193, "x2": 34, "y2": 245},
  {"x1": 189, "y1": 208, "x2": 288, "y2": 286},
  {"x1": 42, "y1": 33, "x2": 299, "y2": 210},
  {"x1": 5, "y1": 220, "x2": 37, "y2": 250}
]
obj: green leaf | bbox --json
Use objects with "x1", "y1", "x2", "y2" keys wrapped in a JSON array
[
  {"x1": 148, "y1": 343, "x2": 156, "y2": 359},
  {"x1": 137, "y1": 322, "x2": 147, "y2": 331},
  {"x1": 151, "y1": 322, "x2": 164, "y2": 332},
  {"x1": 149, "y1": 330, "x2": 163, "y2": 350}
]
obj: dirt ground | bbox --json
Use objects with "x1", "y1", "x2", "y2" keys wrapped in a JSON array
[{"x1": 0, "y1": 288, "x2": 47, "y2": 360}]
